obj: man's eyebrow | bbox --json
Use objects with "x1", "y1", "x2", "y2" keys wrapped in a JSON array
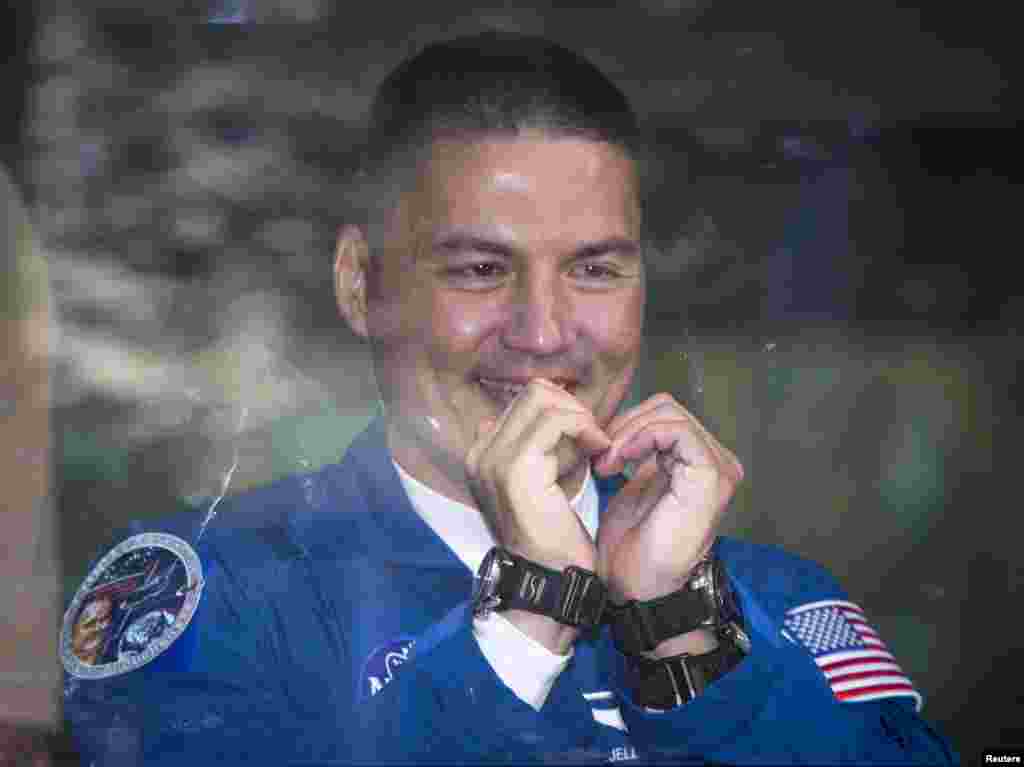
[
  {"x1": 431, "y1": 233, "x2": 641, "y2": 260},
  {"x1": 572, "y1": 238, "x2": 641, "y2": 260},
  {"x1": 432, "y1": 233, "x2": 517, "y2": 258}
]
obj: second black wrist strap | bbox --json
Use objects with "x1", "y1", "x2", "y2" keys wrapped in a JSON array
[
  {"x1": 607, "y1": 587, "x2": 713, "y2": 654},
  {"x1": 625, "y1": 634, "x2": 747, "y2": 710}
]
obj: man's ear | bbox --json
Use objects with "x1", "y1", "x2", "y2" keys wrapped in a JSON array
[{"x1": 334, "y1": 225, "x2": 371, "y2": 338}]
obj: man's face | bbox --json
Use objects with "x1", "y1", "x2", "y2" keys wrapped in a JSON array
[
  {"x1": 344, "y1": 134, "x2": 645, "y2": 496},
  {"x1": 71, "y1": 597, "x2": 112, "y2": 665}
]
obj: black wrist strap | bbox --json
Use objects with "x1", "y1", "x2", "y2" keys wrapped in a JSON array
[
  {"x1": 626, "y1": 633, "x2": 746, "y2": 710},
  {"x1": 497, "y1": 556, "x2": 608, "y2": 629},
  {"x1": 609, "y1": 587, "x2": 712, "y2": 655}
]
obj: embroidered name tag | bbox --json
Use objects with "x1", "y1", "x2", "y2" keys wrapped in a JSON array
[{"x1": 61, "y1": 532, "x2": 204, "y2": 679}]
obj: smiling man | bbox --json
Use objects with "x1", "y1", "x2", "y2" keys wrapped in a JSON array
[
  {"x1": 336, "y1": 134, "x2": 645, "y2": 515},
  {"x1": 62, "y1": 31, "x2": 956, "y2": 765}
]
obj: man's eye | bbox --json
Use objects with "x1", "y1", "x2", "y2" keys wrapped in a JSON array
[
  {"x1": 572, "y1": 262, "x2": 621, "y2": 281},
  {"x1": 445, "y1": 262, "x2": 507, "y2": 283},
  {"x1": 468, "y1": 263, "x2": 503, "y2": 278}
]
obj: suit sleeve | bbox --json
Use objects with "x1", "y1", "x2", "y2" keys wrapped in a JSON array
[
  {"x1": 65, "y1": 525, "x2": 957, "y2": 765},
  {"x1": 64, "y1": 530, "x2": 591, "y2": 766},
  {"x1": 356, "y1": 548, "x2": 960, "y2": 765},
  {"x1": 613, "y1": 550, "x2": 958, "y2": 765},
  {"x1": 354, "y1": 602, "x2": 609, "y2": 765},
  {"x1": 63, "y1": 530, "x2": 354, "y2": 767}
]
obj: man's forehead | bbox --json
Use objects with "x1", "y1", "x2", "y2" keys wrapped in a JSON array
[
  {"x1": 398, "y1": 135, "x2": 642, "y2": 238},
  {"x1": 424, "y1": 134, "x2": 638, "y2": 183}
]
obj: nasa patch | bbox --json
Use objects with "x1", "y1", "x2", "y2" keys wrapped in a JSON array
[
  {"x1": 61, "y1": 532, "x2": 204, "y2": 680},
  {"x1": 362, "y1": 637, "x2": 416, "y2": 699}
]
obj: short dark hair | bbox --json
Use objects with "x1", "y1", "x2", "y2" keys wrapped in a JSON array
[
  {"x1": 343, "y1": 31, "x2": 662, "y2": 247},
  {"x1": 367, "y1": 30, "x2": 641, "y2": 165}
]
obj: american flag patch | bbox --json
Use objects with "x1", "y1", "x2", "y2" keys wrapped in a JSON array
[{"x1": 783, "y1": 599, "x2": 922, "y2": 711}]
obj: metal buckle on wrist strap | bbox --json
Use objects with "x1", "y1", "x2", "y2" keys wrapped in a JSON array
[
  {"x1": 663, "y1": 654, "x2": 698, "y2": 708},
  {"x1": 559, "y1": 566, "x2": 606, "y2": 628}
]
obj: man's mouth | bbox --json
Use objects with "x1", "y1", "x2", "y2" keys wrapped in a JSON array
[{"x1": 476, "y1": 376, "x2": 578, "y2": 407}]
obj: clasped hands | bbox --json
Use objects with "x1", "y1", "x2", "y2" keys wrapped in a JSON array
[{"x1": 465, "y1": 378, "x2": 743, "y2": 654}]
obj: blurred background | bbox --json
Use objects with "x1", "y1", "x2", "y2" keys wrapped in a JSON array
[{"x1": 1, "y1": 0, "x2": 1019, "y2": 763}]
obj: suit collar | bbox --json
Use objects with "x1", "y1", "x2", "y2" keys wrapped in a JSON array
[{"x1": 286, "y1": 417, "x2": 465, "y2": 568}]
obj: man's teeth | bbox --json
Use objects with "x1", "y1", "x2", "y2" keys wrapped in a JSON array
[
  {"x1": 477, "y1": 378, "x2": 574, "y2": 394},
  {"x1": 478, "y1": 378, "x2": 526, "y2": 395}
]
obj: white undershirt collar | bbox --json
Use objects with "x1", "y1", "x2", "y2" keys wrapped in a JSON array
[{"x1": 392, "y1": 460, "x2": 599, "y2": 574}]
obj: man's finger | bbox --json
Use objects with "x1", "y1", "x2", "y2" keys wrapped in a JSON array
[
  {"x1": 597, "y1": 419, "x2": 721, "y2": 478},
  {"x1": 604, "y1": 392, "x2": 680, "y2": 438},
  {"x1": 482, "y1": 378, "x2": 590, "y2": 458},
  {"x1": 507, "y1": 407, "x2": 611, "y2": 482},
  {"x1": 466, "y1": 416, "x2": 500, "y2": 479},
  {"x1": 601, "y1": 397, "x2": 742, "y2": 480}
]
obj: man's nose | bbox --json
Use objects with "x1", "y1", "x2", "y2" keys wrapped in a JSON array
[{"x1": 500, "y1": 271, "x2": 573, "y2": 356}]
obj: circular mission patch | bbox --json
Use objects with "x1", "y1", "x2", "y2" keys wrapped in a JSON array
[{"x1": 61, "y1": 532, "x2": 204, "y2": 680}]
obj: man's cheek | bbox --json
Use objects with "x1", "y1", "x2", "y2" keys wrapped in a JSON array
[
  {"x1": 603, "y1": 303, "x2": 644, "y2": 351},
  {"x1": 444, "y1": 312, "x2": 490, "y2": 344},
  {"x1": 432, "y1": 299, "x2": 502, "y2": 351},
  {"x1": 368, "y1": 290, "x2": 429, "y2": 339}
]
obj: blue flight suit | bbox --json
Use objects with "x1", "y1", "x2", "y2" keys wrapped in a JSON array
[{"x1": 64, "y1": 418, "x2": 957, "y2": 764}]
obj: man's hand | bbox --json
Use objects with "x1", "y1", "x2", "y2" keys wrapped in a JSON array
[
  {"x1": 593, "y1": 394, "x2": 744, "y2": 606},
  {"x1": 465, "y1": 378, "x2": 610, "y2": 573},
  {"x1": 465, "y1": 379, "x2": 611, "y2": 654}
]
